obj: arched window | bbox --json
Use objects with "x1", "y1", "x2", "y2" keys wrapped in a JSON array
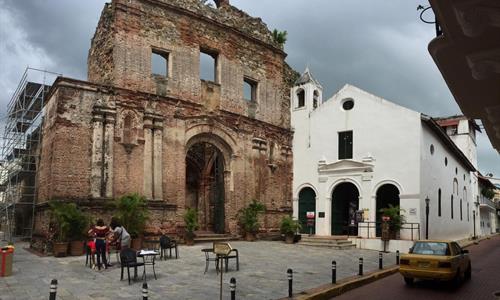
[
  {"x1": 467, "y1": 202, "x2": 470, "y2": 222},
  {"x1": 453, "y1": 178, "x2": 458, "y2": 195},
  {"x1": 123, "y1": 115, "x2": 133, "y2": 144},
  {"x1": 438, "y1": 189, "x2": 442, "y2": 217},
  {"x1": 296, "y1": 89, "x2": 305, "y2": 108},
  {"x1": 313, "y1": 90, "x2": 319, "y2": 109}
]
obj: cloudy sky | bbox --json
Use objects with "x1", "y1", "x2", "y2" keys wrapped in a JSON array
[{"x1": 0, "y1": 0, "x2": 498, "y2": 176}]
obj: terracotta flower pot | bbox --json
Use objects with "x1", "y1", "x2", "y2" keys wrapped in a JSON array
[
  {"x1": 245, "y1": 232, "x2": 256, "y2": 242},
  {"x1": 131, "y1": 237, "x2": 143, "y2": 250},
  {"x1": 53, "y1": 242, "x2": 69, "y2": 257},
  {"x1": 184, "y1": 232, "x2": 195, "y2": 246},
  {"x1": 69, "y1": 240, "x2": 85, "y2": 256},
  {"x1": 285, "y1": 234, "x2": 295, "y2": 244}
]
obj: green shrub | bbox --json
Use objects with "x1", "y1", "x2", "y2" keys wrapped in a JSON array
[
  {"x1": 113, "y1": 193, "x2": 148, "y2": 238},
  {"x1": 183, "y1": 207, "x2": 199, "y2": 234},
  {"x1": 238, "y1": 200, "x2": 266, "y2": 234},
  {"x1": 49, "y1": 202, "x2": 88, "y2": 242},
  {"x1": 280, "y1": 215, "x2": 302, "y2": 235}
]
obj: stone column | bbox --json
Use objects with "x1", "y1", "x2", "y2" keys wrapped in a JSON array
[
  {"x1": 103, "y1": 113, "x2": 115, "y2": 198},
  {"x1": 143, "y1": 116, "x2": 153, "y2": 199},
  {"x1": 90, "y1": 113, "x2": 104, "y2": 198},
  {"x1": 152, "y1": 119, "x2": 163, "y2": 200}
]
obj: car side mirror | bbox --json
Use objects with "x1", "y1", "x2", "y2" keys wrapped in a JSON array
[{"x1": 462, "y1": 249, "x2": 469, "y2": 254}]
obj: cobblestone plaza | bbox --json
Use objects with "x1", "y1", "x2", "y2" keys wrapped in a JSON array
[{"x1": 0, "y1": 241, "x2": 396, "y2": 300}]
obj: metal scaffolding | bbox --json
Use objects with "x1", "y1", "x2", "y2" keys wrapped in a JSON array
[{"x1": 0, "y1": 67, "x2": 60, "y2": 242}]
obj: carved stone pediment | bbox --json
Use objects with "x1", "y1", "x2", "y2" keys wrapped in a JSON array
[{"x1": 318, "y1": 159, "x2": 374, "y2": 174}]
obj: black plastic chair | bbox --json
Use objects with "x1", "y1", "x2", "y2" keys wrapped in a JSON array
[
  {"x1": 120, "y1": 248, "x2": 145, "y2": 285},
  {"x1": 159, "y1": 235, "x2": 178, "y2": 259}
]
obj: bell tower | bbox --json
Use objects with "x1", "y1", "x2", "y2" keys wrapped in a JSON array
[{"x1": 291, "y1": 67, "x2": 323, "y2": 114}]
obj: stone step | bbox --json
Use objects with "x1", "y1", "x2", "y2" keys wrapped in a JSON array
[
  {"x1": 300, "y1": 239, "x2": 353, "y2": 245},
  {"x1": 194, "y1": 235, "x2": 240, "y2": 243},
  {"x1": 298, "y1": 242, "x2": 356, "y2": 250}
]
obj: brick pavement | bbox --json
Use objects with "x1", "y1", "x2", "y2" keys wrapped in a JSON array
[{"x1": 0, "y1": 241, "x2": 395, "y2": 300}]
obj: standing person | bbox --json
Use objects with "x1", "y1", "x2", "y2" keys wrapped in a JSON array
[
  {"x1": 88, "y1": 219, "x2": 110, "y2": 270},
  {"x1": 110, "y1": 217, "x2": 131, "y2": 250}
]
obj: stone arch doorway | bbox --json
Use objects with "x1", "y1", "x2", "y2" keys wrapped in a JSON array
[
  {"x1": 375, "y1": 184, "x2": 400, "y2": 237},
  {"x1": 331, "y1": 182, "x2": 359, "y2": 235},
  {"x1": 185, "y1": 137, "x2": 230, "y2": 234},
  {"x1": 298, "y1": 187, "x2": 316, "y2": 234}
]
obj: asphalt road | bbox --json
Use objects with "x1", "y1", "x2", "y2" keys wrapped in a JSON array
[{"x1": 335, "y1": 235, "x2": 500, "y2": 300}]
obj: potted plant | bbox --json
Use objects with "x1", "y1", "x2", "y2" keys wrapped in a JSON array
[
  {"x1": 183, "y1": 207, "x2": 199, "y2": 246},
  {"x1": 65, "y1": 204, "x2": 88, "y2": 256},
  {"x1": 49, "y1": 201, "x2": 71, "y2": 257},
  {"x1": 113, "y1": 193, "x2": 148, "y2": 250},
  {"x1": 379, "y1": 204, "x2": 406, "y2": 240},
  {"x1": 238, "y1": 200, "x2": 266, "y2": 241},
  {"x1": 280, "y1": 215, "x2": 302, "y2": 244}
]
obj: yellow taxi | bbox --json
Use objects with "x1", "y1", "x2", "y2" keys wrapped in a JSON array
[{"x1": 399, "y1": 240, "x2": 471, "y2": 285}]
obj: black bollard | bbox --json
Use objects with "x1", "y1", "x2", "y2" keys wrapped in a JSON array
[
  {"x1": 358, "y1": 258, "x2": 363, "y2": 276},
  {"x1": 230, "y1": 277, "x2": 236, "y2": 300},
  {"x1": 287, "y1": 268, "x2": 293, "y2": 298},
  {"x1": 396, "y1": 250, "x2": 400, "y2": 265},
  {"x1": 49, "y1": 279, "x2": 57, "y2": 300},
  {"x1": 332, "y1": 260, "x2": 337, "y2": 284},
  {"x1": 142, "y1": 282, "x2": 148, "y2": 300},
  {"x1": 379, "y1": 252, "x2": 383, "y2": 270}
]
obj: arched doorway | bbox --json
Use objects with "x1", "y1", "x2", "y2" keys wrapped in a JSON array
[
  {"x1": 298, "y1": 187, "x2": 316, "y2": 234},
  {"x1": 331, "y1": 182, "x2": 359, "y2": 235},
  {"x1": 186, "y1": 142, "x2": 226, "y2": 233},
  {"x1": 375, "y1": 184, "x2": 400, "y2": 237}
]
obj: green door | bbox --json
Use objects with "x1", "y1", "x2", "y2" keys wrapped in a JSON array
[{"x1": 298, "y1": 187, "x2": 316, "y2": 234}]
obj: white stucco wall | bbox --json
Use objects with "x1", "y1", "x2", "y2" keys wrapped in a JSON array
[
  {"x1": 420, "y1": 124, "x2": 474, "y2": 241},
  {"x1": 292, "y1": 84, "x2": 422, "y2": 237}
]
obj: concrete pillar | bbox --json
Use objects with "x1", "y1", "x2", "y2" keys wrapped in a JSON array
[
  {"x1": 103, "y1": 114, "x2": 115, "y2": 198},
  {"x1": 153, "y1": 119, "x2": 163, "y2": 200},
  {"x1": 90, "y1": 114, "x2": 104, "y2": 198},
  {"x1": 143, "y1": 116, "x2": 153, "y2": 199}
]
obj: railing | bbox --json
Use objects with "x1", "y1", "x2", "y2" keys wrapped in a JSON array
[
  {"x1": 479, "y1": 197, "x2": 496, "y2": 209},
  {"x1": 357, "y1": 222, "x2": 421, "y2": 241}
]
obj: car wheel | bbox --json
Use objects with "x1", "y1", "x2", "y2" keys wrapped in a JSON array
[
  {"x1": 452, "y1": 268, "x2": 463, "y2": 286},
  {"x1": 404, "y1": 277, "x2": 414, "y2": 285},
  {"x1": 465, "y1": 263, "x2": 471, "y2": 280}
]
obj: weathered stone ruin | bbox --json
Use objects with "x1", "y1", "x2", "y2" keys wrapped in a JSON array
[{"x1": 32, "y1": 0, "x2": 297, "y2": 249}]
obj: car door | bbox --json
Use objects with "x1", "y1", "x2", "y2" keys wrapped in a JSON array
[{"x1": 451, "y1": 242, "x2": 465, "y2": 272}]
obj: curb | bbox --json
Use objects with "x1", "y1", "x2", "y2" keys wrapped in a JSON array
[{"x1": 277, "y1": 266, "x2": 399, "y2": 300}]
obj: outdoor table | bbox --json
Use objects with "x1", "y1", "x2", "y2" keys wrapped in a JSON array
[
  {"x1": 138, "y1": 250, "x2": 159, "y2": 280},
  {"x1": 202, "y1": 248, "x2": 219, "y2": 274}
]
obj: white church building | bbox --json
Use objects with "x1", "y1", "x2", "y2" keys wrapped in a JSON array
[{"x1": 291, "y1": 69, "x2": 478, "y2": 251}]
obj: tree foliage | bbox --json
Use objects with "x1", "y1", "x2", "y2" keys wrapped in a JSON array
[
  {"x1": 272, "y1": 29, "x2": 288, "y2": 47},
  {"x1": 113, "y1": 193, "x2": 149, "y2": 238}
]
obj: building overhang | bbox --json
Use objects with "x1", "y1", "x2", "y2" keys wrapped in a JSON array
[
  {"x1": 428, "y1": 0, "x2": 500, "y2": 153},
  {"x1": 318, "y1": 159, "x2": 374, "y2": 175}
]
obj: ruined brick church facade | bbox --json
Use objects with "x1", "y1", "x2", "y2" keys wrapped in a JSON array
[{"x1": 32, "y1": 0, "x2": 296, "y2": 242}]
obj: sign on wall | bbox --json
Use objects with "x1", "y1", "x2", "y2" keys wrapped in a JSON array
[
  {"x1": 306, "y1": 212, "x2": 315, "y2": 219},
  {"x1": 409, "y1": 208, "x2": 417, "y2": 215}
]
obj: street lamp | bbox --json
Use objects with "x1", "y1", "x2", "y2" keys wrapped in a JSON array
[
  {"x1": 425, "y1": 197, "x2": 430, "y2": 240},
  {"x1": 473, "y1": 201, "x2": 480, "y2": 239}
]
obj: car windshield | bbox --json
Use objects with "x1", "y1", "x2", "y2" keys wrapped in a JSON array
[{"x1": 412, "y1": 242, "x2": 449, "y2": 256}]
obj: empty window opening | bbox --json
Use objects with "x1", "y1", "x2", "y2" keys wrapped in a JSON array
[
  {"x1": 243, "y1": 77, "x2": 257, "y2": 101},
  {"x1": 451, "y1": 195, "x2": 454, "y2": 219},
  {"x1": 313, "y1": 90, "x2": 320, "y2": 109},
  {"x1": 438, "y1": 188, "x2": 441, "y2": 217},
  {"x1": 296, "y1": 89, "x2": 305, "y2": 108},
  {"x1": 200, "y1": 50, "x2": 217, "y2": 82},
  {"x1": 342, "y1": 98, "x2": 355, "y2": 110},
  {"x1": 460, "y1": 199, "x2": 463, "y2": 221},
  {"x1": 152, "y1": 50, "x2": 169, "y2": 77},
  {"x1": 123, "y1": 115, "x2": 133, "y2": 144},
  {"x1": 202, "y1": 0, "x2": 217, "y2": 7},
  {"x1": 338, "y1": 131, "x2": 353, "y2": 160}
]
